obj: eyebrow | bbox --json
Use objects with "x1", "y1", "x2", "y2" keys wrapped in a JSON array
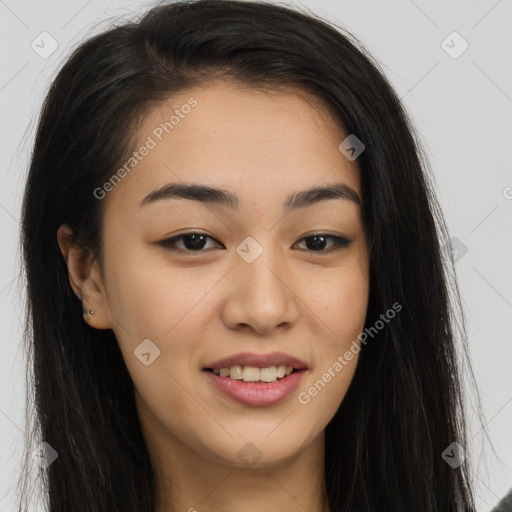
[{"x1": 139, "y1": 181, "x2": 361, "y2": 213}]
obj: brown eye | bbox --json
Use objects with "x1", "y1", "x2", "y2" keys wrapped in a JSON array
[
  {"x1": 158, "y1": 232, "x2": 223, "y2": 252},
  {"x1": 294, "y1": 234, "x2": 352, "y2": 252}
]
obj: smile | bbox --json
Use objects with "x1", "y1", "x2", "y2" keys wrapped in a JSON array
[
  {"x1": 202, "y1": 351, "x2": 308, "y2": 406},
  {"x1": 204, "y1": 364, "x2": 296, "y2": 382}
]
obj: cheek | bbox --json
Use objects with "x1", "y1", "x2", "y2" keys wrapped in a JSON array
[
  {"x1": 296, "y1": 262, "x2": 367, "y2": 412},
  {"x1": 103, "y1": 254, "x2": 207, "y2": 410},
  {"x1": 297, "y1": 277, "x2": 365, "y2": 419},
  {"x1": 105, "y1": 249, "x2": 217, "y2": 340},
  {"x1": 110, "y1": 272, "x2": 207, "y2": 386},
  {"x1": 304, "y1": 259, "x2": 369, "y2": 343}
]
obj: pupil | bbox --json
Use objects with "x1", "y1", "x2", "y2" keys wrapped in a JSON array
[
  {"x1": 307, "y1": 235, "x2": 327, "y2": 251},
  {"x1": 184, "y1": 234, "x2": 207, "y2": 250}
]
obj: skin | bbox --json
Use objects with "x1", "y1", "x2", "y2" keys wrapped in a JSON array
[{"x1": 57, "y1": 81, "x2": 369, "y2": 512}]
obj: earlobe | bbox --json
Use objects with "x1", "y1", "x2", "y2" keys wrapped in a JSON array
[
  {"x1": 79, "y1": 272, "x2": 112, "y2": 330},
  {"x1": 56, "y1": 224, "x2": 112, "y2": 330}
]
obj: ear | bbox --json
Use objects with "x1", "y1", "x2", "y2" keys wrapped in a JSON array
[{"x1": 56, "y1": 223, "x2": 112, "y2": 330}]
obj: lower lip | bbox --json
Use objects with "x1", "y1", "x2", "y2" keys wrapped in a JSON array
[{"x1": 203, "y1": 370, "x2": 307, "y2": 406}]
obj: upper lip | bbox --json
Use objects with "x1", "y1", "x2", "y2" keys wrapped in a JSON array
[{"x1": 203, "y1": 352, "x2": 308, "y2": 370}]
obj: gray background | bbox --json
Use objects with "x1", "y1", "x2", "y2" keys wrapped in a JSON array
[{"x1": 1, "y1": 0, "x2": 511, "y2": 510}]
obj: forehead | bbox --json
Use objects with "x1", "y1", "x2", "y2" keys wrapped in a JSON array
[{"x1": 102, "y1": 80, "x2": 361, "y2": 216}]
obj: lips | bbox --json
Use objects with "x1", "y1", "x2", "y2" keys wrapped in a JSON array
[
  {"x1": 202, "y1": 351, "x2": 309, "y2": 406},
  {"x1": 204, "y1": 369, "x2": 306, "y2": 406},
  {"x1": 203, "y1": 351, "x2": 308, "y2": 371}
]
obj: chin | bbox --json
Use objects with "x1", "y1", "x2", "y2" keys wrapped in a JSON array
[{"x1": 199, "y1": 429, "x2": 317, "y2": 470}]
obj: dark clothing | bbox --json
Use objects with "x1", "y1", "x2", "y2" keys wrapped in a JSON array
[{"x1": 491, "y1": 487, "x2": 512, "y2": 512}]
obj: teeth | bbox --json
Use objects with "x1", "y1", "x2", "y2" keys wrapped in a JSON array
[
  {"x1": 212, "y1": 364, "x2": 296, "y2": 382},
  {"x1": 229, "y1": 365, "x2": 243, "y2": 380},
  {"x1": 260, "y1": 366, "x2": 277, "y2": 382},
  {"x1": 242, "y1": 366, "x2": 260, "y2": 382}
]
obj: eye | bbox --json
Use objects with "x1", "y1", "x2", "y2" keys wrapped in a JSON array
[
  {"x1": 157, "y1": 231, "x2": 352, "y2": 254},
  {"x1": 293, "y1": 233, "x2": 352, "y2": 252},
  {"x1": 157, "y1": 231, "x2": 223, "y2": 252}
]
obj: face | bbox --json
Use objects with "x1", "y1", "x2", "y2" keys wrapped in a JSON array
[{"x1": 65, "y1": 81, "x2": 369, "y2": 471}]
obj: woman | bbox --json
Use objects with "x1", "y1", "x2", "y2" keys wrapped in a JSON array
[{"x1": 18, "y1": 1, "x2": 483, "y2": 510}]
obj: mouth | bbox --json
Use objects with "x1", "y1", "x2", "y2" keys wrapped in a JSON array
[
  {"x1": 202, "y1": 351, "x2": 308, "y2": 383},
  {"x1": 202, "y1": 352, "x2": 308, "y2": 406}
]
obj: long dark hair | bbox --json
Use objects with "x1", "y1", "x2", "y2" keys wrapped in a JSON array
[{"x1": 18, "y1": 1, "x2": 484, "y2": 510}]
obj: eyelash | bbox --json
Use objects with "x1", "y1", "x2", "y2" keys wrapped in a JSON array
[{"x1": 158, "y1": 231, "x2": 352, "y2": 254}]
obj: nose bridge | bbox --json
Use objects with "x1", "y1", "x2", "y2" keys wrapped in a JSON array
[
  {"x1": 240, "y1": 245, "x2": 281, "y2": 292},
  {"x1": 222, "y1": 235, "x2": 298, "y2": 333}
]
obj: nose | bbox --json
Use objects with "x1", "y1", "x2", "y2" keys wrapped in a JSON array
[{"x1": 220, "y1": 248, "x2": 299, "y2": 336}]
